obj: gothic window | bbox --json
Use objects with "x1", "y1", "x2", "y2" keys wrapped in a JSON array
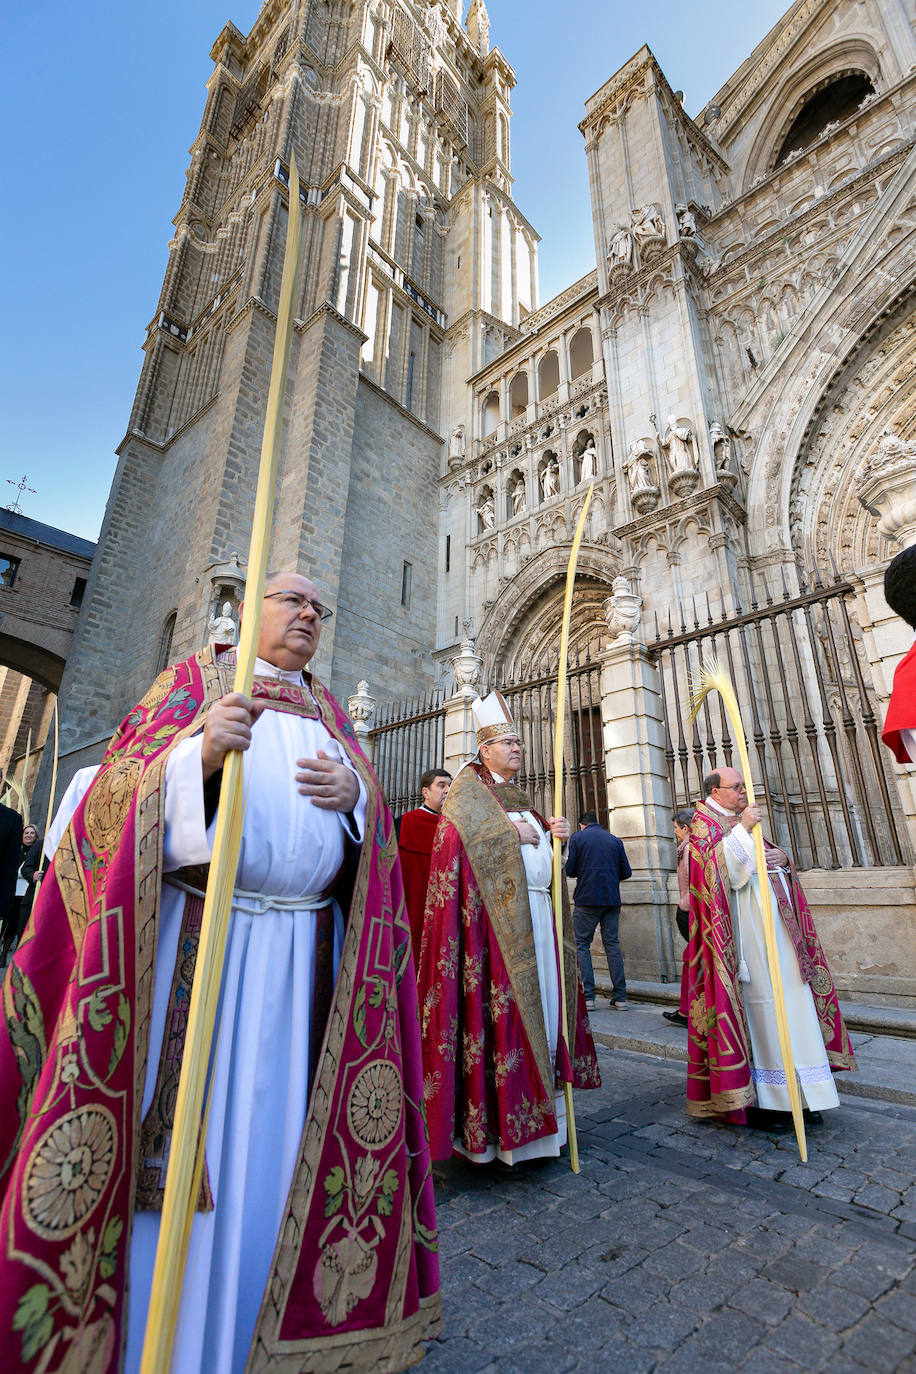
[
  {"x1": 774, "y1": 72, "x2": 875, "y2": 167},
  {"x1": 157, "y1": 612, "x2": 177, "y2": 673},
  {"x1": 0, "y1": 554, "x2": 20, "y2": 589},
  {"x1": 538, "y1": 351, "x2": 559, "y2": 402},
  {"x1": 481, "y1": 390, "x2": 500, "y2": 436},
  {"x1": 569, "y1": 328, "x2": 594, "y2": 382},
  {"x1": 509, "y1": 371, "x2": 528, "y2": 418}
]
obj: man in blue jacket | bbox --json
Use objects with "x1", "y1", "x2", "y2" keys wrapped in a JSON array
[{"x1": 565, "y1": 810, "x2": 632, "y2": 1011}]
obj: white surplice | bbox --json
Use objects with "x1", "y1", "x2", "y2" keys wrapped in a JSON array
[
  {"x1": 453, "y1": 784, "x2": 566, "y2": 1165},
  {"x1": 125, "y1": 660, "x2": 366, "y2": 1374},
  {"x1": 710, "y1": 801, "x2": 838, "y2": 1113}
]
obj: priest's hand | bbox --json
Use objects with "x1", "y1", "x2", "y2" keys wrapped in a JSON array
[
  {"x1": 740, "y1": 803, "x2": 761, "y2": 832},
  {"x1": 512, "y1": 819, "x2": 541, "y2": 846},
  {"x1": 547, "y1": 816, "x2": 571, "y2": 843},
  {"x1": 296, "y1": 750, "x2": 360, "y2": 811},
  {"x1": 201, "y1": 693, "x2": 265, "y2": 781}
]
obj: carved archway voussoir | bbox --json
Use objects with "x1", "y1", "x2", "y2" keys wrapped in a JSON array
[{"x1": 475, "y1": 542, "x2": 618, "y2": 666}]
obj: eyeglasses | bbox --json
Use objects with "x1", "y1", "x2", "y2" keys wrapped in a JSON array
[
  {"x1": 718, "y1": 783, "x2": 746, "y2": 792},
  {"x1": 264, "y1": 590, "x2": 333, "y2": 621}
]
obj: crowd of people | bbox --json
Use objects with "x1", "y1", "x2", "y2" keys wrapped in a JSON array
[{"x1": 5, "y1": 540, "x2": 914, "y2": 1372}]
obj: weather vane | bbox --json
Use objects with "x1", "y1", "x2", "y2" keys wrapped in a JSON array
[{"x1": 6, "y1": 475, "x2": 36, "y2": 515}]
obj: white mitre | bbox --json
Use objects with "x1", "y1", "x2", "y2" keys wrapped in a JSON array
[{"x1": 471, "y1": 689, "x2": 519, "y2": 745}]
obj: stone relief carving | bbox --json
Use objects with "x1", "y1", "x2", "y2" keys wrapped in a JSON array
[
  {"x1": 477, "y1": 490, "x2": 495, "y2": 531},
  {"x1": 347, "y1": 680, "x2": 376, "y2": 742},
  {"x1": 452, "y1": 635, "x2": 483, "y2": 695},
  {"x1": 510, "y1": 473, "x2": 527, "y2": 516},
  {"x1": 603, "y1": 575, "x2": 643, "y2": 643},
  {"x1": 857, "y1": 426, "x2": 916, "y2": 550},
  {"x1": 632, "y1": 203, "x2": 666, "y2": 254}
]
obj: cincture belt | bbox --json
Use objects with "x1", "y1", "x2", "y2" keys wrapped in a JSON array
[{"x1": 164, "y1": 874, "x2": 333, "y2": 915}]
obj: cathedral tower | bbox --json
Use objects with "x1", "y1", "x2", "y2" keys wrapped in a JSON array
[{"x1": 57, "y1": 0, "x2": 536, "y2": 778}]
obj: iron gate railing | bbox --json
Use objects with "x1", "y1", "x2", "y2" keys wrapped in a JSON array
[
  {"x1": 369, "y1": 689, "x2": 447, "y2": 816},
  {"x1": 650, "y1": 564, "x2": 909, "y2": 869},
  {"x1": 502, "y1": 649, "x2": 608, "y2": 828}
]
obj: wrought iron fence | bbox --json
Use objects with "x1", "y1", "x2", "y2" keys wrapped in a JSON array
[
  {"x1": 650, "y1": 564, "x2": 909, "y2": 870},
  {"x1": 502, "y1": 648, "x2": 607, "y2": 827},
  {"x1": 368, "y1": 689, "x2": 447, "y2": 817}
]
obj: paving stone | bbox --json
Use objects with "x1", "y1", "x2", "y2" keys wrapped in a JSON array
[
  {"x1": 763, "y1": 1312, "x2": 842, "y2": 1366},
  {"x1": 797, "y1": 1282, "x2": 873, "y2": 1332},
  {"x1": 840, "y1": 1312, "x2": 916, "y2": 1371},
  {"x1": 423, "y1": 1048, "x2": 916, "y2": 1372},
  {"x1": 874, "y1": 1289, "x2": 916, "y2": 1335},
  {"x1": 761, "y1": 1255, "x2": 829, "y2": 1292},
  {"x1": 625, "y1": 1299, "x2": 700, "y2": 1350},
  {"x1": 727, "y1": 1277, "x2": 796, "y2": 1326}
]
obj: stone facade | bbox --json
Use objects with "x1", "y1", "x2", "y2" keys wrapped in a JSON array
[{"x1": 53, "y1": 0, "x2": 916, "y2": 998}]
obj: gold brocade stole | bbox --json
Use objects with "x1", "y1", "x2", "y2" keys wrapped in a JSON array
[
  {"x1": 442, "y1": 767, "x2": 556, "y2": 1105},
  {"x1": 136, "y1": 662, "x2": 323, "y2": 1211}
]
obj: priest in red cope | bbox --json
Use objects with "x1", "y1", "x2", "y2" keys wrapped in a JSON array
[
  {"x1": 397, "y1": 769, "x2": 451, "y2": 963},
  {"x1": 882, "y1": 544, "x2": 916, "y2": 763},
  {"x1": 417, "y1": 691, "x2": 600, "y2": 1167}
]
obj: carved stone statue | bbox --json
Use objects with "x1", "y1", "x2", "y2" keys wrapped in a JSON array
[
  {"x1": 540, "y1": 459, "x2": 559, "y2": 501},
  {"x1": 449, "y1": 423, "x2": 466, "y2": 468},
  {"x1": 208, "y1": 601, "x2": 238, "y2": 646},
  {"x1": 579, "y1": 437, "x2": 597, "y2": 484},
  {"x1": 625, "y1": 438, "x2": 655, "y2": 493},
  {"x1": 608, "y1": 224, "x2": 633, "y2": 269},
  {"x1": 477, "y1": 493, "x2": 495, "y2": 530},
  {"x1": 675, "y1": 203, "x2": 698, "y2": 238},
  {"x1": 664, "y1": 415, "x2": 696, "y2": 472},
  {"x1": 632, "y1": 203, "x2": 666, "y2": 248},
  {"x1": 709, "y1": 419, "x2": 732, "y2": 474},
  {"x1": 857, "y1": 427, "x2": 916, "y2": 549},
  {"x1": 511, "y1": 476, "x2": 527, "y2": 515}
]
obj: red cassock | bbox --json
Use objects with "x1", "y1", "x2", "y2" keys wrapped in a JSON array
[
  {"x1": 416, "y1": 763, "x2": 600, "y2": 1162},
  {"x1": 883, "y1": 640, "x2": 916, "y2": 762},
  {"x1": 397, "y1": 807, "x2": 440, "y2": 963}
]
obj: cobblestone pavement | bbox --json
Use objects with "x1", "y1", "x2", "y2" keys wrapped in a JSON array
[{"x1": 422, "y1": 1046, "x2": 916, "y2": 1373}]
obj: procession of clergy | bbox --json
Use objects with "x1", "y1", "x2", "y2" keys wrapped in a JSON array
[{"x1": 7, "y1": 554, "x2": 901, "y2": 1374}]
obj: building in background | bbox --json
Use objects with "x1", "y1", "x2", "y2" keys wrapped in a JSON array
[
  {"x1": 52, "y1": 0, "x2": 916, "y2": 1001},
  {"x1": 0, "y1": 510, "x2": 94, "y2": 813}
]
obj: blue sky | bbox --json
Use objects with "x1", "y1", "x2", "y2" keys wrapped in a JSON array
[{"x1": 1, "y1": 0, "x2": 788, "y2": 541}]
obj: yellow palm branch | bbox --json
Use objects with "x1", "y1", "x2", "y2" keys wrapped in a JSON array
[{"x1": 551, "y1": 481, "x2": 594, "y2": 1174}]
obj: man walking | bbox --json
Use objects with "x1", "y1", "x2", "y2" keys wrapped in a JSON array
[
  {"x1": 0, "y1": 775, "x2": 23, "y2": 967},
  {"x1": 565, "y1": 810, "x2": 632, "y2": 1011}
]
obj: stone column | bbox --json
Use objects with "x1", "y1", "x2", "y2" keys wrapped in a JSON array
[{"x1": 599, "y1": 623, "x2": 678, "y2": 982}]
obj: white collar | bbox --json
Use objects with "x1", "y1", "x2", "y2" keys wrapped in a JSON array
[
  {"x1": 254, "y1": 656, "x2": 306, "y2": 685},
  {"x1": 707, "y1": 797, "x2": 735, "y2": 817}
]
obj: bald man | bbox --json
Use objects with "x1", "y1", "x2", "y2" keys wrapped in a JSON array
[
  {"x1": 0, "y1": 572, "x2": 439, "y2": 1374},
  {"x1": 685, "y1": 766, "x2": 855, "y2": 1131}
]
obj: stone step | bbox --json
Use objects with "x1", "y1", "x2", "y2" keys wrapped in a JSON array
[
  {"x1": 587, "y1": 995, "x2": 916, "y2": 1107},
  {"x1": 620, "y1": 979, "x2": 916, "y2": 1039}
]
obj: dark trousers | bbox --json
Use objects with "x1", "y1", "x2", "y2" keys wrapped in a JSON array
[{"x1": 574, "y1": 904, "x2": 625, "y2": 1000}]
